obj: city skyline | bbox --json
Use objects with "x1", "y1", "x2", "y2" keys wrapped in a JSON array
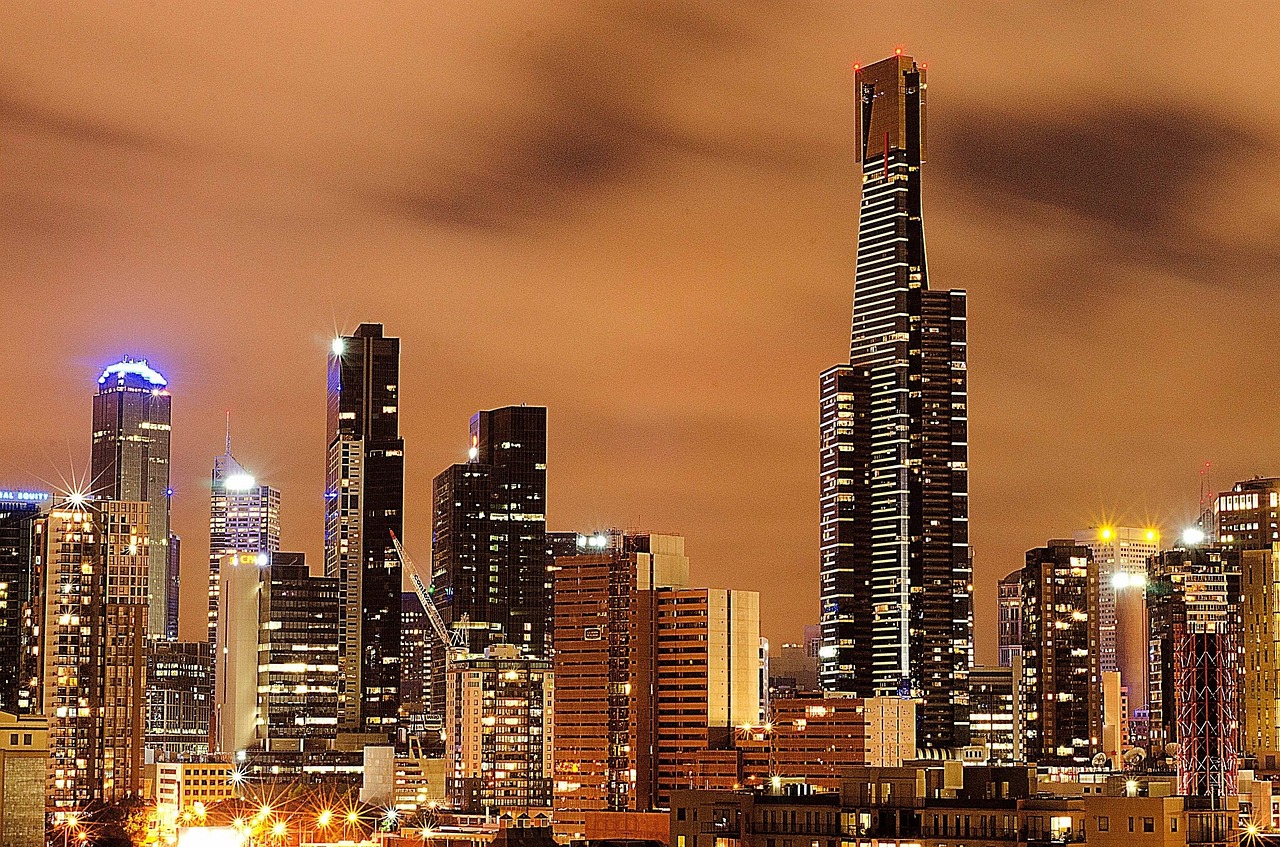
[{"x1": 5, "y1": 5, "x2": 1280, "y2": 661}]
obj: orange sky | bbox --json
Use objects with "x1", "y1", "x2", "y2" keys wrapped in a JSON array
[{"x1": 4, "y1": 1, "x2": 1279, "y2": 657}]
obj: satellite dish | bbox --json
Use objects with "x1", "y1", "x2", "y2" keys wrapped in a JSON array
[
  {"x1": 1165, "y1": 742, "x2": 1180, "y2": 758},
  {"x1": 1125, "y1": 748, "x2": 1146, "y2": 763},
  {"x1": 1092, "y1": 753, "x2": 1108, "y2": 767}
]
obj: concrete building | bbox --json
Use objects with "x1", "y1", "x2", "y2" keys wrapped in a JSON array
[
  {"x1": 1213, "y1": 478, "x2": 1280, "y2": 549},
  {"x1": 1021, "y1": 540, "x2": 1101, "y2": 765},
  {"x1": 970, "y1": 661, "x2": 1022, "y2": 763},
  {"x1": 91, "y1": 358, "x2": 172, "y2": 636},
  {"x1": 0, "y1": 711, "x2": 47, "y2": 847},
  {"x1": 145, "y1": 640, "x2": 213, "y2": 758},
  {"x1": 1242, "y1": 544, "x2": 1280, "y2": 757},
  {"x1": 36, "y1": 499, "x2": 149, "y2": 807},
  {"x1": 446, "y1": 644, "x2": 553, "y2": 813},
  {"x1": 997, "y1": 570, "x2": 1023, "y2": 668},
  {"x1": 1073, "y1": 526, "x2": 1159, "y2": 728},
  {"x1": 207, "y1": 442, "x2": 279, "y2": 645}
]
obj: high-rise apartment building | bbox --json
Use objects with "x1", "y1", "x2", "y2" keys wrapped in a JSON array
[
  {"x1": 0, "y1": 490, "x2": 47, "y2": 713},
  {"x1": 445, "y1": 644, "x2": 553, "y2": 813},
  {"x1": 1073, "y1": 527, "x2": 1159, "y2": 718},
  {"x1": 969, "y1": 662, "x2": 1022, "y2": 763},
  {"x1": 325, "y1": 323, "x2": 404, "y2": 735},
  {"x1": 1020, "y1": 541, "x2": 1100, "y2": 765},
  {"x1": 818, "y1": 54, "x2": 972, "y2": 749},
  {"x1": 552, "y1": 532, "x2": 759, "y2": 833},
  {"x1": 1213, "y1": 477, "x2": 1280, "y2": 548},
  {"x1": 35, "y1": 499, "x2": 149, "y2": 807},
  {"x1": 997, "y1": 570, "x2": 1023, "y2": 668},
  {"x1": 207, "y1": 445, "x2": 279, "y2": 644},
  {"x1": 214, "y1": 551, "x2": 340, "y2": 754},
  {"x1": 90, "y1": 358, "x2": 172, "y2": 637},
  {"x1": 145, "y1": 641, "x2": 213, "y2": 758},
  {"x1": 433, "y1": 405, "x2": 549, "y2": 660},
  {"x1": 400, "y1": 591, "x2": 433, "y2": 740},
  {"x1": 165, "y1": 532, "x2": 181, "y2": 641},
  {"x1": 1241, "y1": 543, "x2": 1280, "y2": 757}
]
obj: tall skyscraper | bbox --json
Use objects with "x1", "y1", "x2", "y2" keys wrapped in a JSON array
[
  {"x1": 1241, "y1": 543, "x2": 1280, "y2": 756},
  {"x1": 165, "y1": 532, "x2": 181, "y2": 641},
  {"x1": 325, "y1": 323, "x2": 405, "y2": 735},
  {"x1": 145, "y1": 640, "x2": 213, "y2": 758},
  {"x1": 35, "y1": 498, "x2": 149, "y2": 807},
  {"x1": 1020, "y1": 540, "x2": 1100, "y2": 765},
  {"x1": 818, "y1": 53, "x2": 972, "y2": 748},
  {"x1": 207, "y1": 443, "x2": 280, "y2": 644},
  {"x1": 0, "y1": 489, "x2": 47, "y2": 713},
  {"x1": 1073, "y1": 526, "x2": 1159, "y2": 719},
  {"x1": 432, "y1": 405, "x2": 549, "y2": 662},
  {"x1": 997, "y1": 569, "x2": 1023, "y2": 668},
  {"x1": 90, "y1": 358, "x2": 172, "y2": 637}
]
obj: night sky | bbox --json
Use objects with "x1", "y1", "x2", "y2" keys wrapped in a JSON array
[{"x1": 4, "y1": 2, "x2": 1278, "y2": 657}]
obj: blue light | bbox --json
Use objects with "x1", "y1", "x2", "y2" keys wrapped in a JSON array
[
  {"x1": 98, "y1": 358, "x2": 168, "y2": 387},
  {"x1": 165, "y1": 487, "x2": 175, "y2": 497},
  {"x1": 0, "y1": 490, "x2": 50, "y2": 502}
]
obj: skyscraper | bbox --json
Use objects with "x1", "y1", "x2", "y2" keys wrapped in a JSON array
[
  {"x1": 0, "y1": 489, "x2": 47, "y2": 713},
  {"x1": 1241, "y1": 543, "x2": 1280, "y2": 756},
  {"x1": 90, "y1": 358, "x2": 172, "y2": 637},
  {"x1": 207, "y1": 443, "x2": 280, "y2": 644},
  {"x1": 35, "y1": 498, "x2": 149, "y2": 807},
  {"x1": 818, "y1": 53, "x2": 972, "y2": 748},
  {"x1": 165, "y1": 532, "x2": 181, "y2": 641},
  {"x1": 145, "y1": 640, "x2": 213, "y2": 758},
  {"x1": 432, "y1": 405, "x2": 549, "y2": 661},
  {"x1": 1072, "y1": 526, "x2": 1159, "y2": 720},
  {"x1": 1020, "y1": 540, "x2": 1100, "y2": 765},
  {"x1": 1212, "y1": 477, "x2": 1280, "y2": 548},
  {"x1": 325, "y1": 323, "x2": 405, "y2": 735},
  {"x1": 997, "y1": 570, "x2": 1023, "y2": 668}
]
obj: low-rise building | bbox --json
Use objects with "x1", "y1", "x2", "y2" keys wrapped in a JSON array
[{"x1": 0, "y1": 711, "x2": 47, "y2": 847}]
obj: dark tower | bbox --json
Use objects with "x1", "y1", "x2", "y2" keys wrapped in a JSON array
[
  {"x1": 818, "y1": 53, "x2": 972, "y2": 748},
  {"x1": 324, "y1": 324, "x2": 404, "y2": 735}
]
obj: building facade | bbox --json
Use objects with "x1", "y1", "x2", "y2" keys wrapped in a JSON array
[
  {"x1": 1213, "y1": 478, "x2": 1280, "y2": 548},
  {"x1": 145, "y1": 640, "x2": 213, "y2": 758},
  {"x1": 1241, "y1": 544, "x2": 1280, "y2": 757},
  {"x1": 90, "y1": 358, "x2": 172, "y2": 636},
  {"x1": 997, "y1": 570, "x2": 1023, "y2": 668},
  {"x1": 325, "y1": 323, "x2": 405, "y2": 735},
  {"x1": 0, "y1": 490, "x2": 47, "y2": 713},
  {"x1": 37, "y1": 499, "x2": 149, "y2": 807},
  {"x1": 400, "y1": 590, "x2": 433, "y2": 741},
  {"x1": 970, "y1": 662, "x2": 1022, "y2": 763},
  {"x1": 0, "y1": 711, "x2": 47, "y2": 847},
  {"x1": 207, "y1": 446, "x2": 280, "y2": 644},
  {"x1": 165, "y1": 532, "x2": 181, "y2": 641},
  {"x1": 818, "y1": 54, "x2": 972, "y2": 749},
  {"x1": 1021, "y1": 541, "x2": 1100, "y2": 765},
  {"x1": 445, "y1": 644, "x2": 553, "y2": 813}
]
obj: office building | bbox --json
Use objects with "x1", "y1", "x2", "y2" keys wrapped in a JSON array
[
  {"x1": 1175, "y1": 560, "x2": 1238, "y2": 798},
  {"x1": 433, "y1": 406, "x2": 549, "y2": 658},
  {"x1": 165, "y1": 532, "x2": 181, "y2": 641},
  {"x1": 215, "y1": 551, "x2": 340, "y2": 754},
  {"x1": 552, "y1": 532, "x2": 760, "y2": 832},
  {"x1": 91, "y1": 358, "x2": 172, "y2": 637},
  {"x1": 1021, "y1": 540, "x2": 1100, "y2": 765},
  {"x1": 1213, "y1": 477, "x2": 1280, "y2": 548},
  {"x1": 36, "y1": 499, "x2": 149, "y2": 807},
  {"x1": 145, "y1": 640, "x2": 214, "y2": 758},
  {"x1": 400, "y1": 590, "x2": 434, "y2": 740},
  {"x1": 818, "y1": 54, "x2": 972, "y2": 749},
  {"x1": 970, "y1": 661, "x2": 1022, "y2": 763},
  {"x1": 1073, "y1": 526, "x2": 1159, "y2": 719},
  {"x1": 997, "y1": 570, "x2": 1023, "y2": 668},
  {"x1": 0, "y1": 711, "x2": 47, "y2": 847},
  {"x1": 1242, "y1": 543, "x2": 1280, "y2": 757},
  {"x1": 0, "y1": 490, "x2": 47, "y2": 713},
  {"x1": 325, "y1": 323, "x2": 405, "y2": 734},
  {"x1": 207, "y1": 443, "x2": 279, "y2": 644},
  {"x1": 154, "y1": 761, "x2": 236, "y2": 812},
  {"x1": 445, "y1": 644, "x2": 553, "y2": 813},
  {"x1": 258, "y1": 552, "x2": 341, "y2": 746},
  {"x1": 737, "y1": 695, "x2": 916, "y2": 788},
  {"x1": 767, "y1": 642, "x2": 820, "y2": 699}
]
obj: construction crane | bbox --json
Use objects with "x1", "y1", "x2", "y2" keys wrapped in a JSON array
[{"x1": 389, "y1": 531, "x2": 467, "y2": 668}]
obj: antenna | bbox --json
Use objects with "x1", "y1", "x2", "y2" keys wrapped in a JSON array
[{"x1": 226, "y1": 411, "x2": 232, "y2": 455}]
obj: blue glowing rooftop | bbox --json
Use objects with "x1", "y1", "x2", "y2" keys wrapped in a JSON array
[{"x1": 98, "y1": 358, "x2": 167, "y2": 387}]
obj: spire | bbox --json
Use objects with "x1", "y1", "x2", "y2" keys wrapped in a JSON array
[{"x1": 225, "y1": 410, "x2": 232, "y2": 455}]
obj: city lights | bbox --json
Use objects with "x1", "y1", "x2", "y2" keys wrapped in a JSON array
[{"x1": 332, "y1": 337, "x2": 345, "y2": 356}]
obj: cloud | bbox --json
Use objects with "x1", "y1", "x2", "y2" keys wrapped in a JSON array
[
  {"x1": 382, "y1": 0, "x2": 817, "y2": 230},
  {"x1": 939, "y1": 99, "x2": 1279, "y2": 294}
]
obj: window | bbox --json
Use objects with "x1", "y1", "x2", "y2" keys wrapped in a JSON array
[
  {"x1": 1143, "y1": 818, "x2": 1154, "y2": 833},
  {"x1": 1098, "y1": 817, "x2": 1109, "y2": 832},
  {"x1": 1171, "y1": 818, "x2": 1178, "y2": 833},
  {"x1": 677, "y1": 809, "x2": 687, "y2": 822},
  {"x1": 1129, "y1": 818, "x2": 1135, "y2": 833}
]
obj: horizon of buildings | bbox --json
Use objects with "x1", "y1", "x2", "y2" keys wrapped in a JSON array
[{"x1": 2, "y1": 52, "x2": 1279, "y2": 847}]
